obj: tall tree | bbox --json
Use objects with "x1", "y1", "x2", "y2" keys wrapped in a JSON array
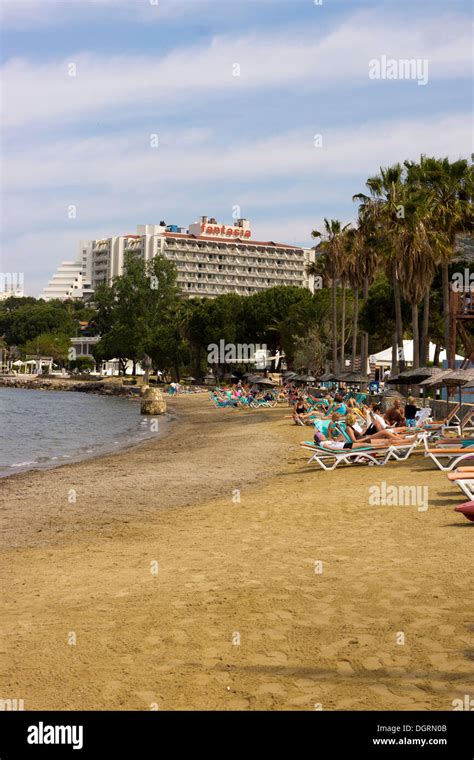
[
  {"x1": 405, "y1": 156, "x2": 473, "y2": 367},
  {"x1": 311, "y1": 219, "x2": 350, "y2": 373},
  {"x1": 354, "y1": 164, "x2": 408, "y2": 373},
  {"x1": 94, "y1": 253, "x2": 181, "y2": 379}
]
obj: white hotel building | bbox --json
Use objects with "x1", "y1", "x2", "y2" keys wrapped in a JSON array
[{"x1": 43, "y1": 217, "x2": 316, "y2": 300}]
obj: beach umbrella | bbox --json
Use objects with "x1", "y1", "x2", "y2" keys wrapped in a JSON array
[
  {"x1": 403, "y1": 366, "x2": 443, "y2": 384},
  {"x1": 253, "y1": 377, "x2": 276, "y2": 386},
  {"x1": 388, "y1": 366, "x2": 443, "y2": 385},
  {"x1": 418, "y1": 369, "x2": 454, "y2": 388},
  {"x1": 336, "y1": 371, "x2": 366, "y2": 384},
  {"x1": 297, "y1": 374, "x2": 317, "y2": 383},
  {"x1": 422, "y1": 369, "x2": 474, "y2": 430},
  {"x1": 319, "y1": 372, "x2": 336, "y2": 382}
]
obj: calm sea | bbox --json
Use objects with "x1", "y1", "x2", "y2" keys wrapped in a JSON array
[{"x1": 0, "y1": 387, "x2": 163, "y2": 477}]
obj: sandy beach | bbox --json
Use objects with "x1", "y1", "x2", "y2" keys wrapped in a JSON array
[{"x1": 1, "y1": 394, "x2": 472, "y2": 711}]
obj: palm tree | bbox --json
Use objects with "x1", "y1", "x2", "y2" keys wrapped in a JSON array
[
  {"x1": 354, "y1": 164, "x2": 408, "y2": 373},
  {"x1": 405, "y1": 156, "x2": 473, "y2": 367},
  {"x1": 311, "y1": 219, "x2": 350, "y2": 373},
  {"x1": 393, "y1": 202, "x2": 440, "y2": 369},
  {"x1": 344, "y1": 226, "x2": 372, "y2": 373}
]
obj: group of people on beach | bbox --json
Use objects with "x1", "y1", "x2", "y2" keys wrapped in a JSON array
[
  {"x1": 291, "y1": 391, "x2": 421, "y2": 451},
  {"x1": 210, "y1": 381, "x2": 284, "y2": 407}
]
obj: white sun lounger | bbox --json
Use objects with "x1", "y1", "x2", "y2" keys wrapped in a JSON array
[
  {"x1": 452, "y1": 478, "x2": 474, "y2": 501},
  {"x1": 423, "y1": 436, "x2": 474, "y2": 471},
  {"x1": 300, "y1": 440, "x2": 418, "y2": 471}
]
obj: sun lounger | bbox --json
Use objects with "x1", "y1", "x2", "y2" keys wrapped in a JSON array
[
  {"x1": 451, "y1": 478, "x2": 474, "y2": 501},
  {"x1": 423, "y1": 438, "x2": 474, "y2": 471},
  {"x1": 416, "y1": 403, "x2": 461, "y2": 435},
  {"x1": 300, "y1": 440, "x2": 418, "y2": 470}
]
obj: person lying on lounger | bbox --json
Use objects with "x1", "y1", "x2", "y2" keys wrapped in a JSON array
[
  {"x1": 364, "y1": 403, "x2": 411, "y2": 435},
  {"x1": 344, "y1": 413, "x2": 415, "y2": 445},
  {"x1": 314, "y1": 421, "x2": 390, "y2": 451}
]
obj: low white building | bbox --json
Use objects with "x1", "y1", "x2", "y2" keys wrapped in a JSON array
[{"x1": 40, "y1": 260, "x2": 93, "y2": 301}]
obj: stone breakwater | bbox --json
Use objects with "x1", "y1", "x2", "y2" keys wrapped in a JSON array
[{"x1": 0, "y1": 376, "x2": 139, "y2": 397}]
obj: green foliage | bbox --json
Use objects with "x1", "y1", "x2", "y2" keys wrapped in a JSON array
[
  {"x1": 21, "y1": 332, "x2": 71, "y2": 362},
  {"x1": 0, "y1": 301, "x2": 76, "y2": 345},
  {"x1": 68, "y1": 355, "x2": 95, "y2": 371},
  {"x1": 93, "y1": 253, "x2": 183, "y2": 375}
]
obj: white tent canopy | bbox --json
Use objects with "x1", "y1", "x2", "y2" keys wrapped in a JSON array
[{"x1": 370, "y1": 340, "x2": 464, "y2": 367}]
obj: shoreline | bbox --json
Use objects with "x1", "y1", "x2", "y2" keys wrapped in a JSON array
[
  {"x1": 0, "y1": 375, "x2": 145, "y2": 398},
  {"x1": 0, "y1": 386, "x2": 175, "y2": 480},
  {"x1": 0, "y1": 395, "x2": 472, "y2": 710}
]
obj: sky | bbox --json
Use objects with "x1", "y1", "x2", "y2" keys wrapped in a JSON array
[{"x1": 0, "y1": 0, "x2": 472, "y2": 296}]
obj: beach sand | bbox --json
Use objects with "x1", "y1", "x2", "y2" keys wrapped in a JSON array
[{"x1": 0, "y1": 394, "x2": 472, "y2": 711}]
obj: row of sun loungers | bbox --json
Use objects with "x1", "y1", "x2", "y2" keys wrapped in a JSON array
[{"x1": 209, "y1": 392, "x2": 279, "y2": 409}]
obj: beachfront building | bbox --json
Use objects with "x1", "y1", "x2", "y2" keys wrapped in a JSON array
[{"x1": 87, "y1": 216, "x2": 316, "y2": 297}]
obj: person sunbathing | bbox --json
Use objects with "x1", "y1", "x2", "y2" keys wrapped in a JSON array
[
  {"x1": 344, "y1": 412, "x2": 415, "y2": 445},
  {"x1": 384, "y1": 399, "x2": 406, "y2": 428},
  {"x1": 314, "y1": 418, "x2": 390, "y2": 451}
]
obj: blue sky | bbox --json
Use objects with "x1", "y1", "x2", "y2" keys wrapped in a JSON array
[{"x1": 1, "y1": 0, "x2": 472, "y2": 295}]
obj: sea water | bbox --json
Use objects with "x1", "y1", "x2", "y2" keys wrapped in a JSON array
[{"x1": 0, "y1": 387, "x2": 161, "y2": 477}]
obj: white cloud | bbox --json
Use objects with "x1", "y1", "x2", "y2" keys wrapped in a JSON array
[
  {"x1": 3, "y1": 114, "x2": 471, "y2": 194},
  {"x1": 2, "y1": 5, "x2": 472, "y2": 295},
  {"x1": 2, "y1": 11, "x2": 471, "y2": 129}
]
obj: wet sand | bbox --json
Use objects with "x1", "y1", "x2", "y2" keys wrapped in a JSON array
[{"x1": 0, "y1": 394, "x2": 472, "y2": 710}]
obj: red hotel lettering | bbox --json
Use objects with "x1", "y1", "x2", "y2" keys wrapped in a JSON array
[{"x1": 201, "y1": 224, "x2": 251, "y2": 238}]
